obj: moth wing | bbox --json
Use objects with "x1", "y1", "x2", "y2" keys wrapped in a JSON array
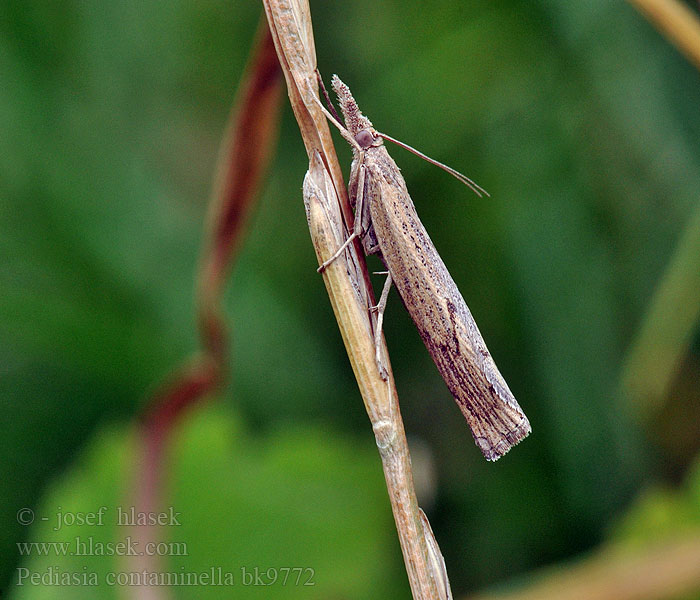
[{"x1": 367, "y1": 160, "x2": 530, "y2": 460}]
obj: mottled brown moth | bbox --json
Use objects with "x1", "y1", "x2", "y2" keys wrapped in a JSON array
[{"x1": 317, "y1": 75, "x2": 530, "y2": 461}]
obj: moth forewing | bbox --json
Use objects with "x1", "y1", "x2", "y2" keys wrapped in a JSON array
[{"x1": 330, "y1": 75, "x2": 530, "y2": 460}]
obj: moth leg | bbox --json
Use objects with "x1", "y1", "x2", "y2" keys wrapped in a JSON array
[
  {"x1": 370, "y1": 270, "x2": 392, "y2": 379},
  {"x1": 317, "y1": 157, "x2": 367, "y2": 272}
]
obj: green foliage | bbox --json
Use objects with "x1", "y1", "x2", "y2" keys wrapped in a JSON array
[
  {"x1": 611, "y1": 458, "x2": 700, "y2": 547},
  {"x1": 11, "y1": 405, "x2": 401, "y2": 599},
  {"x1": 2, "y1": 0, "x2": 699, "y2": 597}
]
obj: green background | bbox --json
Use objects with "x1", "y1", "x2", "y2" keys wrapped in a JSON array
[{"x1": 2, "y1": 0, "x2": 700, "y2": 598}]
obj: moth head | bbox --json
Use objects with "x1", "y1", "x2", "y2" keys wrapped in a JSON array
[{"x1": 355, "y1": 128, "x2": 383, "y2": 150}]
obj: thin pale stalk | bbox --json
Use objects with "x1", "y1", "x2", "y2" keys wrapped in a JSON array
[
  {"x1": 620, "y1": 200, "x2": 700, "y2": 415},
  {"x1": 304, "y1": 154, "x2": 444, "y2": 599},
  {"x1": 468, "y1": 531, "x2": 700, "y2": 600},
  {"x1": 262, "y1": 0, "x2": 450, "y2": 597},
  {"x1": 627, "y1": 0, "x2": 700, "y2": 71}
]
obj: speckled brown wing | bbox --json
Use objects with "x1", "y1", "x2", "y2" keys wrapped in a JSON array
[{"x1": 364, "y1": 145, "x2": 530, "y2": 461}]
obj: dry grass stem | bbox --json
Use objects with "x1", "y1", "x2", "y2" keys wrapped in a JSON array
[
  {"x1": 129, "y1": 20, "x2": 283, "y2": 598},
  {"x1": 198, "y1": 21, "x2": 283, "y2": 361},
  {"x1": 627, "y1": 0, "x2": 700, "y2": 71},
  {"x1": 468, "y1": 531, "x2": 700, "y2": 600},
  {"x1": 620, "y1": 201, "x2": 700, "y2": 415},
  {"x1": 263, "y1": 0, "x2": 449, "y2": 597}
]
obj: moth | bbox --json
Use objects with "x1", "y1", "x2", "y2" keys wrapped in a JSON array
[{"x1": 316, "y1": 75, "x2": 530, "y2": 460}]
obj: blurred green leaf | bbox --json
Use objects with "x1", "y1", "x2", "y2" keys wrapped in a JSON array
[
  {"x1": 10, "y1": 404, "x2": 403, "y2": 599},
  {"x1": 2, "y1": 0, "x2": 700, "y2": 596},
  {"x1": 610, "y1": 455, "x2": 700, "y2": 548}
]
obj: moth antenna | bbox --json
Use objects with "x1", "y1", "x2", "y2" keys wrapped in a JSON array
[
  {"x1": 315, "y1": 70, "x2": 342, "y2": 124},
  {"x1": 378, "y1": 132, "x2": 490, "y2": 198}
]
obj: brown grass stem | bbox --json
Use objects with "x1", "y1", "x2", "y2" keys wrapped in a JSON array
[
  {"x1": 620, "y1": 200, "x2": 700, "y2": 416},
  {"x1": 128, "y1": 20, "x2": 283, "y2": 599},
  {"x1": 263, "y1": 1, "x2": 450, "y2": 597},
  {"x1": 627, "y1": 0, "x2": 700, "y2": 71},
  {"x1": 468, "y1": 531, "x2": 700, "y2": 600}
]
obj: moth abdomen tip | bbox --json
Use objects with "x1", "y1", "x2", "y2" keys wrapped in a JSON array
[{"x1": 476, "y1": 417, "x2": 531, "y2": 461}]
